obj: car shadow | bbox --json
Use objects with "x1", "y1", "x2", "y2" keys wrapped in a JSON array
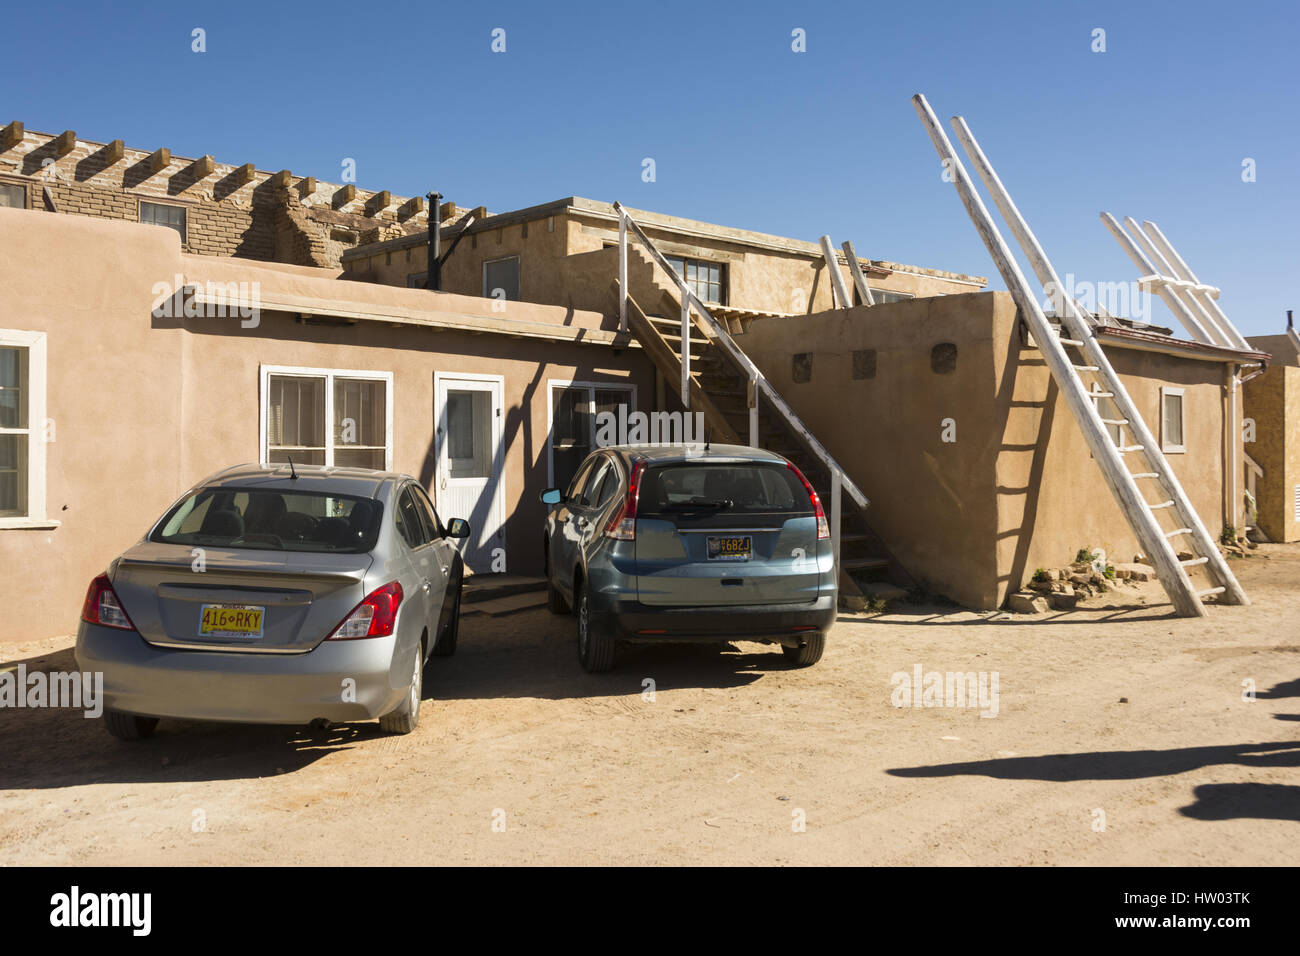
[
  {"x1": 0, "y1": 645, "x2": 393, "y2": 790},
  {"x1": 427, "y1": 609, "x2": 793, "y2": 703}
]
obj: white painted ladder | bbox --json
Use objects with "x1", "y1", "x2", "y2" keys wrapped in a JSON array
[{"x1": 913, "y1": 93, "x2": 1248, "y2": 618}]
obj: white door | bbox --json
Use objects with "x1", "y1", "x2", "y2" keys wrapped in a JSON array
[{"x1": 435, "y1": 374, "x2": 505, "y2": 573}]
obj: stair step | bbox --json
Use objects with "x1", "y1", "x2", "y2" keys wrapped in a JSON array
[{"x1": 842, "y1": 557, "x2": 890, "y2": 572}]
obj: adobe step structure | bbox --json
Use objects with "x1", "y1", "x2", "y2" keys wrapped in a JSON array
[{"x1": 610, "y1": 206, "x2": 913, "y2": 607}]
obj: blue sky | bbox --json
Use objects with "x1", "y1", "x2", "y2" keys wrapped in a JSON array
[{"x1": 4, "y1": 0, "x2": 1297, "y2": 335}]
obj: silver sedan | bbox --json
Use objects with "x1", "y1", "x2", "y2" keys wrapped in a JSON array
[{"x1": 75, "y1": 463, "x2": 468, "y2": 738}]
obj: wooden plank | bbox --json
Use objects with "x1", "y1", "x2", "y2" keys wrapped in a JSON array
[
  {"x1": 819, "y1": 235, "x2": 853, "y2": 309},
  {"x1": 842, "y1": 240, "x2": 875, "y2": 306},
  {"x1": 0, "y1": 121, "x2": 22, "y2": 150},
  {"x1": 52, "y1": 130, "x2": 76, "y2": 157}
]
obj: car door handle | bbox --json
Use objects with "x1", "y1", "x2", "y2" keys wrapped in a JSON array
[{"x1": 422, "y1": 581, "x2": 431, "y2": 591}]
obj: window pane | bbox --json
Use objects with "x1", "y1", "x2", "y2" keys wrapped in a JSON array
[
  {"x1": 141, "y1": 201, "x2": 186, "y2": 242},
  {"x1": 334, "y1": 377, "x2": 385, "y2": 461},
  {"x1": 446, "y1": 389, "x2": 491, "y2": 478},
  {"x1": 1164, "y1": 394, "x2": 1184, "y2": 447},
  {"x1": 0, "y1": 433, "x2": 27, "y2": 517},
  {"x1": 0, "y1": 347, "x2": 23, "y2": 429},
  {"x1": 483, "y1": 258, "x2": 520, "y2": 301},
  {"x1": 268, "y1": 375, "x2": 325, "y2": 459},
  {"x1": 0, "y1": 183, "x2": 24, "y2": 209}
]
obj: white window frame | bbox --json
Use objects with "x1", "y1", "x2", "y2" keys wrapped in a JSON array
[
  {"x1": 0, "y1": 329, "x2": 55, "y2": 529},
  {"x1": 1160, "y1": 386, "x2": 1186, "y2": 454},
  {"x1": 482, "y1": 255, "x2": 521, "y2": 301},
  {"x1": 545, "y1": 379, "x2": 638, "y2": 488},
  {"x1": 259, "y1": 365, "x2": 394, "y2": 470}
]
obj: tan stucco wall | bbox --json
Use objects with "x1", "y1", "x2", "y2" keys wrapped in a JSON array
[
  {"x1": 739, "y1": 292, "x2": 1005, "y2": 608},
  {"x1": 1242, "y1": 364, "x2": 1300, "y2": 542},
  {"x1": 995, "y1": 333, "x2": 1231, "y2": 602},
  {"x1": 0, "y1": 208, "x2": 651, "y2": 642},
  {"x1": 343, "y1": 206, "x2": 985, "y2": 317},
  {"x1": 739, "y1": 291, "x2": 1235, "y2": 608}
]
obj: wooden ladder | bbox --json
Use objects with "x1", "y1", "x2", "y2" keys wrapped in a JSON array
[{"x1": 914, "y1": 94, "x2": 1248, "y2": 617}]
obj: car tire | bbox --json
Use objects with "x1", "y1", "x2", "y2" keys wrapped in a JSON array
[
  {"x1": 379, "y1": 645, "x2": 422, "y2": 734},
  {"x1": 104, "y1": 709, "x2": 159, "y2": 741},
  {"x1": 432, "y1": 565, "x2": 462, "y2": 657},
  {"x1": 782, "y1": 632, "x2": 825, "y2": 667},
  {"x1": 576, "y1": 581, "x2": 616, "y2": 673}
]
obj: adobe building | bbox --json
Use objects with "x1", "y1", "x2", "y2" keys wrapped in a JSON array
[
  {"x1": 1243, "y1": 330, "x2": 1300, "y2": 542},
  {"x1": 0, "y1": 120, "x2": 1267, "y2": 638}
]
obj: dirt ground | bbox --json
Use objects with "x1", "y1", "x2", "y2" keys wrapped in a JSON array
[{"x1": 2, "y1": 546, "x2": 1297, "y2": 866}]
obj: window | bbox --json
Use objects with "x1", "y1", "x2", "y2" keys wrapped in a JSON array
[
  {"x1": 0, "y1": 183, "x2": 25, "y2": 209},
  {"x1": 445, "y1": 388, "x2": 492, "y2": 478},
  {"x1": 792, "y1": 353, "x2": 813, "y2": 383},
  {"x1": 483, "y1": 256, "x2": 520, "y2": 301},
  {"x1": 411, "y1": 483, "x2": 445, "y2": 539},
  {"x1": 665, "y1": 255, "x2": 727, "y2": 304},
  {"x1": 394, "y1": 486, "x2": 430, "y2": 550},
  {"x1": 1161, "y1": 387, "x2": 1185, "y2": 453},
  {"x1": 261, "y1": 366, "x2": 392, "y2": 470},
  {"x1": 140, "y1": 201, "x2": 186, "y2": 242},
  {"x1": 0, "y1": 330, "x2": 51, "y2": 527},
  {"x1": 407, "y1": 273, "x2": 428, "y2": 288},
  {"x1": 857, "y1": 288, "x2": 913, "y2": 306},
  {"x1": 152, "y1": 487, "x2": 382, "y2": 553},
  {"x1": 548, "y1": 381, "x2": 637, "y2": 491}
]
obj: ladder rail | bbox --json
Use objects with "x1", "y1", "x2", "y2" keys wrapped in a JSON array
[
  {"x1": 912, "y1": 94, "x2": 1205, "y2": 617},
  {"x1": 948, "y1": 115, "x2": 1247, "y2": 608}
]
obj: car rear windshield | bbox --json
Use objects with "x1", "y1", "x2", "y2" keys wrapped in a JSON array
[
  {"x1": 637, "y1": 462, "x2": 814, "y2": 519},
  {"x1": 150, "y1": 487, "x2": 383, "y2": 553}
]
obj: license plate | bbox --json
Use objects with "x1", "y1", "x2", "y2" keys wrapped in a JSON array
[
  {"x1": 198, "y1": 604, "x2": 265, "y2": 639},
  {"x1": 707, "y1": 535, "x2": 752, "y2": 561}
]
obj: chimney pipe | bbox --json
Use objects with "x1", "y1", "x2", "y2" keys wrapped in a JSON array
[{"x1": 425, "y1": 192, "x2": 442, "y2": 291}]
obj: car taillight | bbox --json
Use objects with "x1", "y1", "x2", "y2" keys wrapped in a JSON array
[
  {"x1": 328, "y1": 581, "x2": 404, "y2": 640},
  {"x1": 81, "y1": 573, "x2": 136, "y2": 630},
  {"x1": 605, "y1": 459, "x2": 648, "y2": 541},
  {"x1": 786, "y1": 461, "x2": 830, "y2": 539}
]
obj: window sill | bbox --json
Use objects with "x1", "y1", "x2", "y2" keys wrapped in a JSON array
[
  {"x1": 0, "y1": 517, "x2": 61, "y2": 530},
  {"x1": 1162, "y1": 446, "x2": 1187, "y2": 455}
]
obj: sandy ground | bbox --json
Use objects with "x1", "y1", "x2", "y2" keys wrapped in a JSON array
[{"x1": 1, "y1": 546, "x2": 1297, "y2": 866}]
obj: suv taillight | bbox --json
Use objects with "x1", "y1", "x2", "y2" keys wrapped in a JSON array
[
  {"x1": 328, "y1": 582, "x2": 404, "y2": 640},
  {"x1": 786, "y1": 461, "x2": 830, "y2": 539},
  {"x1": 81, "y1": 573, "x2": 136, "y2": 630},
  {"x1": 605, "y1": 459, "x2": 648, "y2": 541}
]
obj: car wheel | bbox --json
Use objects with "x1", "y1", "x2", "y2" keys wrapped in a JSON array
[
  {"x1": 432, "y1": 566, "x2": 462, "y2": 657},
  {"x1": 781, "y1": 632, "x2": 825, "y2": 667},
  {"x1": 576, "y1": 581, "x2": 615, "y2": 673},
  {"x1": 379, "y1": 645, "x2": 422, "y2": 734},
  {"x1": 104, "y1": 709, "x2": 159, "y2": 741}
]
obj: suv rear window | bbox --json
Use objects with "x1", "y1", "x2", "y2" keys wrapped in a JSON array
[
  {"x1": 151, "y1": 487, "x2": 383, "y2": 553},
  {"x1": 637, "y1": 462, "x2": 813, "y2": 519}
]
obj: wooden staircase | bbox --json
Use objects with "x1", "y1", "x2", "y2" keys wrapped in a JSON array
[{"x1": 615, "y1": 276, "x2": 912, "y2": 605}]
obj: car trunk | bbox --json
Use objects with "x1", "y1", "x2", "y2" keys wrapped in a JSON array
[
  {"x1": 633, "y1": 460, "x2": 823, "y2": 607},
  {"x1": 111, "y1": 542, "x2": 372, "y2": 653}
]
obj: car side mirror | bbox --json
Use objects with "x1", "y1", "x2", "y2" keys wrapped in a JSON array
[
  {"x1": 447, "y1": 518, "x2": 470, "y2": 539},
  {"x1": 540, "y1": 488, "x2": 563, "y2": 505}
]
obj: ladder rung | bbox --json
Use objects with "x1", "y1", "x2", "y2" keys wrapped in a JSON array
[
  {"x1": 1147, "y1": 500, "x2": 1175, "y2": 510},
  {"x1": 1117, "y1": 444, "x2": 1144, "y2": 453},
  {"x1": 1130, "y1": 472, "x2": 1159, "y2": 479},
  {"x1": 1074, "y1": 365, "x2": 1099, "y2": 372},
  {"x1": 1181, "y1": 556, "x2": 1209, "y2": 567},
  {"x1": 1100, "y1": 418, "x2": 1129, "y2": 426},
  {"x1": 1165, "y1": 527, "x2": 1193, "y2": 538},
  {"x1": 1197, "y1": 586, "x2": 1226, "y2": 599},
  {"x1": 1091, "y1": 391, "x2": 1114, "y2": 398},
  {"x1": 1058, "y1": 337, "x2": 1084, "y2": 347}
]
